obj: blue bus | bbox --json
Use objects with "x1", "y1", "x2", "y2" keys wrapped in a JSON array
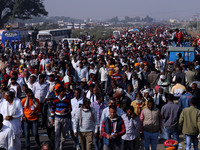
[{"x1": 1, "y1": 30, "x2": 28, "y2": 49}]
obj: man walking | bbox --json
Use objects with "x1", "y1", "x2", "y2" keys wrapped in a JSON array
[
  {"x1": 51, "y1": 86, "x2": 71, "y2": 150},
  {"x1": 161, "y1": 94, "x2": 180, "y2": 142},
  {"x1": 140, "y1": 100, "x2": 162, "y2": 150},
  {"x1": 121, "y1": 106, "x2": 140, "y2": 150},
  {"x1": 101, "y1": 105, "x2": 126, "y2": 150},
  {"x1": 21, "y1": 89, "x2": 41, "y2": 149},
  {"x1": 74, "y1": 98, "x2": 98, "y2": 150},
  {"x1": 179, "y1": 98, "x2": 200, "y2": 150}
]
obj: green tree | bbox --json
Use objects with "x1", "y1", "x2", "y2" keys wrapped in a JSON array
[{"x1": 0, "y1": 0, "x2": 48, "y2": 28}]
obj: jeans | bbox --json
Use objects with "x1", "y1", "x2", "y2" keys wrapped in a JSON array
[
  {"x1": 185, "y1": 134, "x2": 198, "y2": 150},
  {"x1": 164, "y1": 127, "x2": 179, "y2": 143},
  {"x1": 143, "y1": 131, "x2": 159, "y2": 150},
  {"x1": 24, "y1": 120, "x2": 40, "y2": 148},
  {"x1": 55, "y1": 117, "x2": 69, "y2": 150}
]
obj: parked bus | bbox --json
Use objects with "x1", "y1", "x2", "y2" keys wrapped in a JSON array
[
  {"x1": 37, "y1": 28, "x2": 72, "y2": 49},
  {"x1": 1, "y1": 30, "x2": 29, "y2": 49}
]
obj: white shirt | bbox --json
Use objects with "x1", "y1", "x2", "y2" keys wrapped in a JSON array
[
  {"x1": 0, "y1": 125, "x2": 14, "y2": 150},
  {"x1": 75, "y1": 67, "x2": 88, "y2": 82},
  {"x1": 99, "y1": 67, "x2": 108, "y2": 81},
  {"x1": 1, "y1": 98, "x2": 23, "y2": 136},
  {"x1": 71, "y1": 97, "x2": 83, "y2": 122},
  {"x1": 32, "y1": 81, "x2": 49, "y2": 103}
]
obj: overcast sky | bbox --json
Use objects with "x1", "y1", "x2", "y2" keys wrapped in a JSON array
[{"x1": 44, "y1": 0, "x2": 200, "y2": 20}]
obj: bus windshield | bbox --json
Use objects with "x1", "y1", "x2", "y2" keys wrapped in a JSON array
[{"x1": 38, "y1": 35, "x2": 52, "y2": 42}]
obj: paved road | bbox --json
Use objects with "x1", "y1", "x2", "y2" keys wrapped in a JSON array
[{"x1": 20, "y1": 128, "x2": 196, "y2": 150}]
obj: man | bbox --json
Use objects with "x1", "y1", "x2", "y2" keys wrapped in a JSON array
[
  {"x1": 140, "y1": 100, "x2": 162, "y2": 150},
  {"x1": 90, "y1": 94, "x2": 107, "y2": 150},
  {"x1": 171, "y1": 77, "x2": 186, "y2": 102},
  {"x1": 74, "y1": 98, "x2": 98, "y2": 150},
  {"x1": 71, "y1": 88, "x2": 83, "y2": 149},
  {"x1": 179, "y1": 98, "x2": 200, "y2": 150},
  {"x1": 157, "y1": 75, "x2": 170, "y2": 93},
  {"x1": 32, "y1": 74, "x2": 50, "y2": 104},
  {"x1": 147, "y1": 68, "x2": 159, "y2": 89},
  {"x1": 161, "y1": 94, "x2": 180, "y2": 142},
  {"x1": 100, "y1": 99, "x2": 125, "y2": 131},
  {"x1": 131, "y1": 92, "x2": 147, "y2": 117},
  {"x1": 32, "y1": 74, "x2": 49, "y2": 127},
  {"x1": 21, "y1": 89, "x2": 41, "y2": 149},
  {"x1": 27, "y1": 74, "x2": 37, "y2": 91},
  {"x1": 1, "y1": 91, "x2": 23, "y2": 150},
  {"x1": 173, "y1": 67, "x2": 186, "y2": 85},
  {"x1": 178, "y1": 87, "x2": 194, "y2": 111},
  {"x1": 185, "y1": 65, "x2": 196, "y2": 86},
  {"x1": 8, "y1": 76, "x2": 21, "y2": 98},
  {"x1": 51, "y1": 86, "x2": 71, "y2": 150},
  {"x1": 121, "y1": 106, "x2": 140, "y2": 150},
  {"x1": 101, "y1": 105, "x2": 126, "y2": 150},
  {"x1": 191, "y1": 83, "x2": 200, "y2": 109},
  {"x1": 0, "y1": 113, "x2": 14, "y2": 150},
  {"x1": 75, "y1": 62, "x2": 89, "y2": 83}
]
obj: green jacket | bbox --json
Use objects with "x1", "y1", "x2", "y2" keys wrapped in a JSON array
[{"x1": 179, "y1": 106, "x2": 200, "y2": 135}]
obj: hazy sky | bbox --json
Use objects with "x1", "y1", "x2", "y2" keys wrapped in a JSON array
[{"x1": 44, "y1": 0, "x2": 200, "y2": 20}]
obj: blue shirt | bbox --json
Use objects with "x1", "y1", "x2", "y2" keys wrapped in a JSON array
[{"x1": 178, "y1": 92, "x2": 194, "y2": 111}]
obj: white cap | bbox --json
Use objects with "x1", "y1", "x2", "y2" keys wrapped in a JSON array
[{"x1": 160, "y1": 75, "x2": 166, "y2": 80}]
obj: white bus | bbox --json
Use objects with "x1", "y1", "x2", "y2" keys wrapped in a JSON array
[{"x1": 37, "y1": 28, "x2": 72, "y2": 48}]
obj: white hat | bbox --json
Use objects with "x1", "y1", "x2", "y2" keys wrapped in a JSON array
[{"x1": 160, "y1": 75, "x2": 166, "y2": 80}]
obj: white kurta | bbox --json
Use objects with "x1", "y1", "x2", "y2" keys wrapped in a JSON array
[
  {"x1": 0, "y1": 125, "x2": 14, "y2": 150},
  {"x1": 1, "y1": 98, "x2": 23, "y2": 150},
  {"x1": 1, "y1": 98, "x2": 23, "y2": 134}
]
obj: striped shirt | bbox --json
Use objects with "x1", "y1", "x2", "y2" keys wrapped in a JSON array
[{"x1": 51, "y1": 95, "x2": 71, "y2": 119}]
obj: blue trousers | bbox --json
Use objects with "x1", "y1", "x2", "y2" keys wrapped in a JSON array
[
  {"x1": 143, "y1": 131, "x2": 159, "y2": 150},
  {"x1": 24, "y1": 120, "x2": 40, "y2": 148}
]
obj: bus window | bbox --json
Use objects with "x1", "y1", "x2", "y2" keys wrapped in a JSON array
[{"x1": 38, "y1": 35, "x2": 52, "y2": 41}]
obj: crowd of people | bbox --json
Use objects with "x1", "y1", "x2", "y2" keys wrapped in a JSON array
[{"x1": 0, "y1": 25, "x2": 200, "y2": 150}]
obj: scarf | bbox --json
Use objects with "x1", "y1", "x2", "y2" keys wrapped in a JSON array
[
  {"x1": 108, "y1": 115, "x2": 118, "y2": 134},
  {"x1": 24, "y1": 96, "x2": 38, "y2": 108}
]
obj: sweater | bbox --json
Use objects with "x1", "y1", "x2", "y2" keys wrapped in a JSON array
[{"x1": 74, "y1": 107, "x2": 98, "y2": 133}]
